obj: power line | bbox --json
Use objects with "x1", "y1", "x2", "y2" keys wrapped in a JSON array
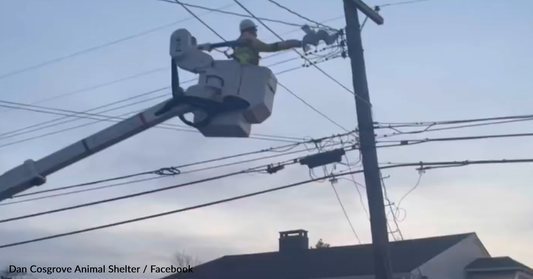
[
  {"x1": 0, "y1": 144, "x2": 361, "y2": 223},
  {"x1": 0, "y1": 15, "x2": 344, "y2": 113},
  {"x1": 0, "y1": 101, "x2": 302, "y2": 143},
  {"x1": 0, "y1": 169, "x2": 256, "y2": 224},
  {"x1": 329, "y1": 181, "x2": 362, "y2": 244},
  {"x1": 4, "y1": 131, "x2": 353, "y2": 201},
  {"x1": 266, "y1": 0, "x2": 337, "y2": 30},
  {"x1": 0, "y1": 53, "x2": 309, "y2": 140},
  {"x1": 277, "y1": 84, "x2": 349, "y2": 132},
  {"x1": 395, "y1": 172, "x2": 424, "y2": 211},
  {"x1": 11, "y1": 168, "x2": 179, "y2": 199},
  {"x1": 377, "y1": 118, "x2": 533, "y2": 139},
  {"x1": 2, "y1": 141, "x2": 355, "y2": 206},
  {"x1": 0, "y1": 67, "x2": 167, "y2": 115},
  {"x1": 157, "y1": 0, "x2": 303, "y2": 27},
  {"x1": 0, "y1": 141, "x2": 347, "y2": 206},
  {"x1": 313, "y1": 141, "x2": 362, "y2": 244},
  {"x1": 173, "y1": 2, "x2": 348, "y2": 133},
  {"x1": 0, "y1": 56, "x2": 339, "y2": 147},
  {"x1": 379, "y1": 0, "x2": 435, "y2": 8},
  {"x1": 342, "y1": 155, "x2": 369, "y2": 219},
  {"x1": 0, "y1": 166, "x2": 366, "y2": 249},
  {"x1": 0, "y1": 57, "x2": 336, "y2": 145},
  {"x1": 0, "y1": 87, "x2": 170, "y2": 139},
  {"x1": 232, "y1": 0, "x2": 371, "y2": 107},
  {"x1": 3, "y1": 157, "x2": 532, "y2": 248},
  {"x1": 375, "y1": 113, "x2": 533, "y2": 127},
  {"x1": 172, "y1": 0, "x2": 226, "y2": 42},
  {"x1": 0, "y1": 144, "x2": 338, "y2": 206},
  {"x1": 376, "y1": 131, "x2": 533, "y2": 145},
  {"x1": 0, "y1": 2, "x2": 239, "y2": 81},
  {"x1": 380, "y1": 173, "x2": 426, "y2": 277}
]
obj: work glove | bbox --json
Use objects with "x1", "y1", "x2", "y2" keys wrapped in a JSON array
[{"x1": 285, "y1": 39, "x2": 302, "y2": 48}]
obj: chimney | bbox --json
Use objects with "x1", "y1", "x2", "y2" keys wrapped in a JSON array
[{"x1": 279, "y1": 229, "x2": 309, "y2": 253}]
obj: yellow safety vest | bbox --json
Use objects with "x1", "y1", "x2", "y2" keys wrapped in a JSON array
[{"x1": 232, "y1": 36, "x2": 260, "y2": 66}]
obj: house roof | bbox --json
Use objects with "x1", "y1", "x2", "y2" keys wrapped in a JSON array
[
  {"x1": 163, "y1": 232, "x2": 475, "y2": 279},
  {"x1": 465, "y1": 256, "x2": 533, "y2": 275}
]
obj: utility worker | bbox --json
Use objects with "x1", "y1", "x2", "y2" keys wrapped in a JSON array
[{"x1": 232, "y1": 19, "x2": 303, "y2": 66}]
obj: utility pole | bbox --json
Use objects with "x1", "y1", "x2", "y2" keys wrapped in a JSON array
[{"x1": 342, "y1": 1, "x2": 393, "y2": 279}]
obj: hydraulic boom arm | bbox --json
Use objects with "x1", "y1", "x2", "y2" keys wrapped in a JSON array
[
  {"x1": 0, "y1": 25, "x2": 340, "y2": 202},
  {"x1": 0, "y1": 29, "x2": 238, "y2": 202},
  {"x1": 0, "y1": 101, "x2": 193, "y2": 202}
]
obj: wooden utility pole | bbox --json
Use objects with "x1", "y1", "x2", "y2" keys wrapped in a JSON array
[{"x1": 342, "y1": 1, "x2": 393, "y2": 279}]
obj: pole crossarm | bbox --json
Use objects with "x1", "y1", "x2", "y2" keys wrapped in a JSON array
[{"x1": 350, "y1": 0, "x2": 384, "y2": 25}]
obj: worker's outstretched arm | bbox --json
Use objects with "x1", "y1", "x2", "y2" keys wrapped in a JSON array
[{"x1": 240, "y1": 34, "x2": 301, "y2": 53}]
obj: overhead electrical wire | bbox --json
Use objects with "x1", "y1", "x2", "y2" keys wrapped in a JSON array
[
  {"x1": 375, "y1": 113, "x2": 533, "y2": 127},
  {"x1": 0, "y1": 54, "x2": 313, "y2": 140},
  {"x1": 4, "y1": 139, "x2": 351, "y2": 205},
  {"x1": 394, "y1": 172, "x2": 424, "y2": 212},
  {"x1": 172, "y1": 1, "x2": 349, "y2": 133},
  {"x1": 277, "y1": 84, "x2": 349, "y2": 132},
  {"x1": 0, "y1": 169, "x2": 256, "y2": 224},
  {"x1": 314, "y1": 140, "x2": 362, "y2": 244},
  {"x1": 3, "y1": 131, "x2": 354, "y2": 203},
  {"x1": 172, "y1": 0, "x2": 226, "y2": 42},
  {"x1": 0, "y1": 176, "x2": 166, "y2": 207},
  {"x1": 376, "y1": 131, "x2": 533, "y2": 145},
  {"x1": 337, "y1": 140, "x2": 369, "y2": 221},
  {"x1": 158, "y1": 0, "x2": 303, "y2": 27},
  {"x1": 0, "y1": 2, "x2": 244, "y2": 81},
  {"x1": 3, "y1": 157, "x2": 533, "y2": 249},
  {"x1": 0, "y1": 67, "x2": 167, "y2": 115},
  {"x1": 0, "y1": 0, "x2": 426, "y2": 99},
  {"x1": 329, "y1": 179, "x2": 362, "y2": 244},
  {"x1": 0, "y1": 56, "x2": 341, "y2": 148},
  {"x1": 375, "y1": 114, "x2": 533, "y2": 139},
  {"x1": 379, "y1": 0, "x2": 435, "y2": 8},
  {"x1": 266, "y1": 0, "x2": 337, "y2": 30},
  {"x1": 0, "y1": 14, "x2": 344, "y2": 115},
  {"x1": 380, "y1": 173, "x2": 426, "y2": 276},
  {"x1": 0, "y1": 101, "x2": 302, "y2": 143},
  {"x1": 0, "y1": 144, "x2": 361, "y2": 223},
  {"x1": 232, "y1": 0, "x2": 372, "y2": 108},
  {"x1": 5, "y1": 131, "x2": 522, "y2": 204},
  {"x1": 0, "y1": 87, "x2": 170, "y2": 139},
  {"x1": 0, "y1": 166, "x2": 370, "y2": 249}
]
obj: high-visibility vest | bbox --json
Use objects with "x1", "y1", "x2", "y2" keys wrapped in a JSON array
[{"x1": 232, "y1": 36, "x2": 260, "y2": 66}]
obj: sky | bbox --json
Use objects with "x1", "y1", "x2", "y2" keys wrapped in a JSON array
[{"x1": 0, "y1": 0, "x2": 532, "y2": 278}]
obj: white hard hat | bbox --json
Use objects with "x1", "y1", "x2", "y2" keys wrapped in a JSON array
[{"x1": 239, "y1": 19, "x2": 257, "y2": 31}]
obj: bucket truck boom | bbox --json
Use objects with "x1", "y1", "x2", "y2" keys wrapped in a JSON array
[{"x1": 0, "y1": 26, "x2": 341, "y2": 202}]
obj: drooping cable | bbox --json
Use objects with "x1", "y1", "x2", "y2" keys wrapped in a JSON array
[
  {"x1": 0, "y1": 144, "x2": 361, "y2": 223},
  {"x1": 0, "y1": 133, "x2": 356, "y2": 205},
  {"x1": 2, "y1": 157, "x2": 530, "y2": 249}
]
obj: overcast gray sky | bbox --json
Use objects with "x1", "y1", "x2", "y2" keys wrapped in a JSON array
[{"x1": 0, "y1": 0, "x2": 532, "y2": 278}]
